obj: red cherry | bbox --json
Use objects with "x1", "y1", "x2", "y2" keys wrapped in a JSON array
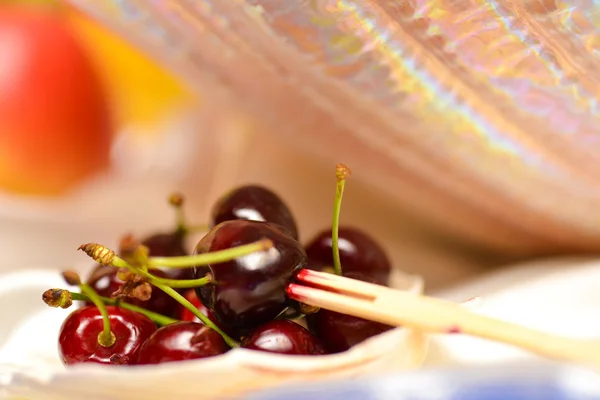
[
  {"x1": 179, "y1": 289, "x2": 211, "y2": 322},
  {"x1": 192, "y1": 220, "x2": 307, "y2": 332},
  {"x1": 179, "y1": 289, "x2": 242, "y2": 339},
  {"x1": 142, "y1": 232, "x2": 187, "y2": 257},
  {"x1": 305, "y1": 227, "x2": 391, "y2": 285},
  {"x1": 306, "y1": 272, "x2": 393, "y2": 353},
  {"x1": 58, "y1": 306, "x2": 156, "y2": 365},
  {"x1": 210, "y1": 185, "x2": 299, "y2": 240},
  {"x1": 136, "y1": 322, "x2": 230, "y2": 365},
  {"x1": 241, "y1": 320, "x2": 326, "y2": 355},
  {"x1": 142, "y1": 232, "x2": 194, "y2": 281},
  {"x1": 86, "y1": 265, "x2": 180, "y2": 318}
]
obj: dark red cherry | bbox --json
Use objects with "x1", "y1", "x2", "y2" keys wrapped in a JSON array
[
  {"x1": 86, "y1": 265, "x2": 180, "y2": 318},
  {"x1": 241, "y1": 320, "x2": 326, "y2": 355},
  {"x1": 306, "y1": 272, "x2": 393, "y2": 353},
  {"x1": 179, "y1": 289, "x2": 212, "y2": 322},
  {"x1": 58, "y1": 306, "x2": 156, "y2": 365},
  {"x1": 136, "y1": 322, "x2": 230, "y2": 365},
  {"x1": 142, "y1": 231, "x2": 193, "y2": 281},
  {"x1": 179, "y1": 289, "x2": 242, "y2": 340},
  {"x1": 305, "y1": 226, "x2": 391, "y2": 285},
  {"x1": 142, "y1": 232, "x2": 187, "y2": 257},
  {"x1": 211, "y1": 185, "x2": 298, "y2": 240},
  {"x1": 193, "y1": 220, "x2": 307, "y2": 332}
]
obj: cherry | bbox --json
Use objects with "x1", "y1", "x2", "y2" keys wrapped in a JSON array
[
  {"x1": 58, "y1": 305, "x2": 156, "y2": 365},
  {"x1": 211, "y1": 185, "x2": 299, "y2": 240},
  {"x1": 193, "y1": 220, "x2": 307, "y2": 332},
  {"x1": 179, "y1": 290, "x2": 254, "y2": 340},
  {"x1": 86, "y1": 265, "x2": 180, "y2": 318},
  {"x1": 305, "y1": 226, "x2": 391, "y2": 285},
  {"x1": 141, "y1": 232, "x2": 193, "y2": 282},
  {"x1": 306, "y1": 272, "x2": 393, "y2": 353},
  {"x1": 241, "y1": 320, "x2": 326, "y2": 355},
  {"x1": 179, "y1": 289, "x2": 212, "y2": 323},
  {"x1": 136, "y1": 322, "x2": 230, "y2": 365},
  {"x1": 142, "y1": 232, "x2": 187, "y2": 258}
]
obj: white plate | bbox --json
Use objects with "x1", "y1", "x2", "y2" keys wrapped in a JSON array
[
  {"x1": 425, "y1": 256, "x2": 600, "y2": 367},
  {"x1": 0, "y1": 268, "x2": 427, "y2": 400}
]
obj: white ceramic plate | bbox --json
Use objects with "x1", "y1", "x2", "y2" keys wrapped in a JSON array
[
  {"x1": 425, "y1": 256, "x2": 600, "y2": 367},
  {"x1": 0, "y1": 268, "x2": 427, "y2": 400}
]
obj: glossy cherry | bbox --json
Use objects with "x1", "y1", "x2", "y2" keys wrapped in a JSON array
[
  {"x1": 179, "y1": 289, "x2": 211, "y2": 322},
  {"x1": 136, "y1": 322, "x2": 230, "y2": 365},
  {"x1": 305, "y1": 226, "x2": 392, "y2": 284},
  {"x1": 193, "y1": 220, "x2": 307, "y2": 332},
  {"x1": 141, "y1": 231, "x2": 193, "y2": 282},
  {"x1": 86, "y1": 265, "x2": 180, "y2": 318},
  {"x1": 58, "y1": 305, "x2": 156, "y2": 365},
  {"x1": 210, "y1": 185, "x2": 299, "y2": 240},
  {"x1": 306, "y1": 272, "x2": 393, "y2": 353},
  {"x1": 242, "y1": 320, "x2": 326, "y2": 355},
  {"x1": 178, "y1": 289, "x2": 233, "y2": 330}
]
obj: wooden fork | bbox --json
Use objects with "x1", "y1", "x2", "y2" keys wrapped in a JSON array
[{"x1": 288, "y1": 269, "x2": 600, "y2": 370}]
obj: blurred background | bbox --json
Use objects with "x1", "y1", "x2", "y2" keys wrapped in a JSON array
[{"x1": 1, "y1": 0, "x2": 596, "y2": 292}]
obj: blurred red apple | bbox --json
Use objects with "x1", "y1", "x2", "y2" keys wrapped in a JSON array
[{"x1": 0, "y1": 6, "x2": 113, "y2": 195}]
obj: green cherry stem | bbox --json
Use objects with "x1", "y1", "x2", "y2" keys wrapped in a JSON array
[
  {"x1": 168, "y1": 193, "x2": 209, "y2": 235},
  {"x1": 79, "y1": 283, "x2": 116, "y2": 348},
  {"x1": 168, "y1": 192, "x2": 189, "y2": 234},
  {"x1": 112, "y1": 257, "x2": 212, "y2": 289},
  {"x1": 79, "y1": 239, "x2": 273, "y2": 270},
  {"x1": 332, "y1": 163, "x2": 351, "y2": 276},
  {"x1": 142, "y1": 274, "x2": 212, "y2": 289},
  {"x1": 70, "y1": 292, "x2": 177, "y2": 326},
  {"x1": 146, "y1": 239, "x2": 273, "y2": 269},
  {"x1": 110, "y1": 258, "x2": 211, "y2": 290}
]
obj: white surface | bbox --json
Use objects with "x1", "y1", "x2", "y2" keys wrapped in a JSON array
[
  {"x1": 0, "y1": 270, "x2": 75, "y2": 370},
  {"x1": 425, "y1": 257, "x2": 600, "y2": 366}
]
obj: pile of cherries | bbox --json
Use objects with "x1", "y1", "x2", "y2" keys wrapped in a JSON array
[{"x1": 44, "y1": 166, "x2": 396, "y2": 366}]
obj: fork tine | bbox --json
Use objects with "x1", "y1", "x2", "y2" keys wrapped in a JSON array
[
  {"x1": 286, "y1": 283, "x2": 400, "y2": 326},
  {"x1": 294, "y1": 269, "x2": 386, "y2": 298}
]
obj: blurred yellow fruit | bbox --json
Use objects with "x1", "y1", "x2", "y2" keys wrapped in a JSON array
[{"x1": 64, "y1": 8, "x2": 194, "y2": 131}]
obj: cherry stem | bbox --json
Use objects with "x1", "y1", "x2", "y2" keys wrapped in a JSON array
[
  {"x1": 168, "y1": 193, "x2": 208, "y2": 235},
  {"x1": 79, "y1": 240, "x2": 273, "y2": 271},
  {"x1": 80, "y1": 283, "x2": 116, "y2": 348},
  {"x1": 332, "y1": 163, "x2": 351, "y2": 276},
  {"x1": 169, "y1": 192, "x2": 189, "y2": 234},
  {"x1": 114, "y1": 257, "x2": 212, "y2": 289},
  {"x1": 145, "y1": 274, "x2": 213, "y2": 289},
  {"x1": 152, "y1": 281, "x2": 240, "y2": 348},
  {"x1": 69, "y1": 291, "x2": 178, "y2": 326},
  {"x1": 111, "y1": 259, "x2": 184, "y2": 290},
  {"x1": 146, "y1": 239, "x2": 273, "y2": 269}
]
